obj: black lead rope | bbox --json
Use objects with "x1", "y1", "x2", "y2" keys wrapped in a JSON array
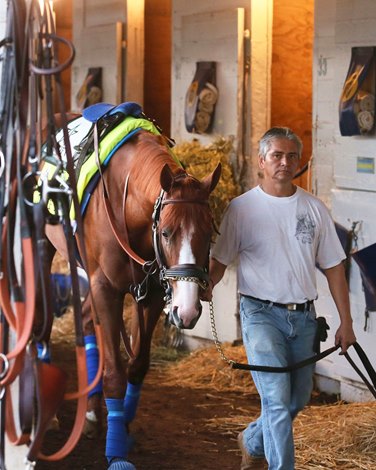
[
  {"x1": 344, "y1": 342, "x2": 376, "y2": 399},
  {"x1": 231, "y1": 344, "x2": 340, "y2": 372},
  {"x1": 230, "y1": 341, "x2": 376, "y2": 399}
]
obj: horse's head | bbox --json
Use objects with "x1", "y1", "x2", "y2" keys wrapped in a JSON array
[{"x1": 154, "y1": 162, "x2": 221, "y2": 329}]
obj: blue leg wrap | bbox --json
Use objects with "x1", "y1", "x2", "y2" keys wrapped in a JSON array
[
  {"x1": 105, "y1": 398, "x2": 128, "y2": 463},
  {"x1": 37, "y1": 342, "x2": 51, "y2": 363},
  {"x1": 123, "y1": 382, "x2": 142, "y2": 424},
  {"x1": 84, "y1": 335, "x2": 103, "y2": 397}
]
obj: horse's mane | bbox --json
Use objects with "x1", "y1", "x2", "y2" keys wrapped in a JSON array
[
  {"x1": 129, "y1": 131, "x2": 183, "y2": 197},
  {"x1": 126, "y1": 131, "x2": 213, "y2": 237}
]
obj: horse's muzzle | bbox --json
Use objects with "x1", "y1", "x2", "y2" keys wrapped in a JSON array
[{"x1": 168, "y1": 305, "x2": 202, "y2": 330}]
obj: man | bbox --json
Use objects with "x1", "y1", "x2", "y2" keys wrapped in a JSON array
[{"x1": 202, "y1": 127, "x2": 356, "y2": 470}]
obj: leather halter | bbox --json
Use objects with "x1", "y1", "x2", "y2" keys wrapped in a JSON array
[{"x1": 151, "y1": 189, "x2": 210, "y2": 302}]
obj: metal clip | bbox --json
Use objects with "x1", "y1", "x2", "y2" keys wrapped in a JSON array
[
  {"x1": 0, "y1": 353, "x2": 9, "y2": 380},
  {"x1": 39, "y1": 169, "x2": 73, "y2": 205},
  {"x1": 142, "y1": 259, "x2": 157, "y2": 276}
]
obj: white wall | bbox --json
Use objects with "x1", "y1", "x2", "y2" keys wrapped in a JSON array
[
  {"x1": 71, "y1": 0, "x2": 144, "y2": 111},
  {"x1": 171, "y1": 0, "x2": 272, "y2": 189},
  {"x1": 313, "y1": 0, "x2": 376, "y2": 401}
]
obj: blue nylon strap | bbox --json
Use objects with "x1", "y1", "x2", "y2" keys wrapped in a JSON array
[
  {"x1": 82, "y1": 101, "x2": 143, "y2": 123},
  {"x1": 123, "y1": 382, "x2": 142, "y2": 424},
  {"x1": 84, "y1": 335, "x2": 103, "y2": 397},
  {"x1": 105, "y1": 398, "x2": 128, "y2": 462},
  {"x1": 37, "y1": 342, "x2": 51, "y2": 363}
]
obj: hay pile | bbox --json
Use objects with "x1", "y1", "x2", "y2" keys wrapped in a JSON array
[
  {"x1": 157, "y1": 342, "x2": 257, "y2": 394},
  {"x1": 204, "y1": 402, "x2": 376, "y2": 469},
  {"x1": 294, "y1": 402, "x2": 376, "y2": 469},
  {"x1": 174, "y1": 137, "x2": 240, "y2": 227}
]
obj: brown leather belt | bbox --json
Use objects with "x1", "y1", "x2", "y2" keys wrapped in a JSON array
[{"x1": 243, "y1": 294, "x2": 313, "y2": 312}]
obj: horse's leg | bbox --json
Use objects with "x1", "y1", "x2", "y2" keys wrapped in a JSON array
[
  {"x1": 82, "y1": 293, "x2": 104, "y2": 439},
  {"x1": 123, "y1": 300, "x2": 142, "y2": 427},
  {"x1": 125, "y1": 290, "x2": 164, "y2": 429},
  {"x1": 90, "y1": 270, "x2": 135, "y2": 470}
]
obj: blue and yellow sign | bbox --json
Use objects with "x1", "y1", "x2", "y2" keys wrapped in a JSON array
[{"x1": 356, "y1": 156, "x2": 375, "y2": 174}]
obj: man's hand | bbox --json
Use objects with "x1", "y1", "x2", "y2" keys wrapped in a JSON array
[
  {"x1": 200, "y1": 258, "x2": 227, "y2": 302},
  {"x1": 335, "y1": 322, "x2": 356, "y2": 354},
  {"x1": 200, "y1": 279, "x2": 214, "y2": 302},
  {"x1": 324, "y1": 263, "x2": 356, "y2": 355}
]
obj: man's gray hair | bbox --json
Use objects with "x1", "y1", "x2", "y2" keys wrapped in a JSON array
[{"x1": 258, "y1": 127, "x2": 303, "y2": 159}]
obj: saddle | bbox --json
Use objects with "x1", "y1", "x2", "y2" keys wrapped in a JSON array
[
  {"x1": 73, "y1": 101, "x2": 146, "y2": 174},
  {"x1": 39, "y1": 101, "x2": 170, "y2": 220}
]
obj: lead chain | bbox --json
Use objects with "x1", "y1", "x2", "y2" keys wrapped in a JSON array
[
  {"x1": 209, "y1": 300, "x2": 235, "y2": 367},
  {"x1": 163, "y1": 275, "x2": 208, "y2": 290}
]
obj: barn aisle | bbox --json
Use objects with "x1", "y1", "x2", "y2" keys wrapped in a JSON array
[{"x1": 31, "y1": 312, "x2": 375, "y2": 470}]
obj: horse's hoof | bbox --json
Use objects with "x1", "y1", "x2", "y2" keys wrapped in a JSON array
[
  {"x1": 108, "y1": 458, "x2": 136, "y2": 470},
  {"x1": 83, "y1": 411, "x2": 101, "y2": 439}
]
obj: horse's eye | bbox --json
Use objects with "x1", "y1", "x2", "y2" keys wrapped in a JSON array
[{"x1": 161, "y1": 229, "x2": 170, "y2": 239}]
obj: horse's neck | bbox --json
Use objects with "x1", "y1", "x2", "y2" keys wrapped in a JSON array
[{"x1": 131, "y1": 154, "x2": 181, "y2": 204}]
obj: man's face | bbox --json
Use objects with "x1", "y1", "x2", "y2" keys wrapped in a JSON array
[{"x1": 258, "y1": 138, "x2": 300, "y2": 184}]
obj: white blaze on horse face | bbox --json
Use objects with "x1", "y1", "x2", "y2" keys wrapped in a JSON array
[{"x1": 173, "y1": 222, "x2": 200, "y2": 327}]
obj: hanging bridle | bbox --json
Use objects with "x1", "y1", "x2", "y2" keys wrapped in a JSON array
[{"x1": 0, "y1": 1, "x2": 105, "y2": 466}]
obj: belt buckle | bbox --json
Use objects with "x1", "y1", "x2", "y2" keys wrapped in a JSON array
[{"x1": 287, "y1": 303, "x2": 297, "y2": 311}]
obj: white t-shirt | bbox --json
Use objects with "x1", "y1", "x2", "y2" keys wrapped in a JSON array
[{"x1": 211, "y1": 185, "x2": 346, "y2": 303}]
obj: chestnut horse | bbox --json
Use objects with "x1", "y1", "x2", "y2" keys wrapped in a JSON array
[{"x1": 43, "y1": 117, "x2": 221, "y2": 469}]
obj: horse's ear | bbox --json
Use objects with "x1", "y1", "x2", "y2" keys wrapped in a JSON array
[
  {"x1": 202, "y1": 162, "x2": 222, "y2": 193},
  {"x1": 160, "y1": 163, "x2": 175, "y2": 192}
]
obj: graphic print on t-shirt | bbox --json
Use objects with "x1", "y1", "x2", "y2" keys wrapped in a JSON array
[{"x1": 295, "y1": 213, "x2": 315, "y2": 244}]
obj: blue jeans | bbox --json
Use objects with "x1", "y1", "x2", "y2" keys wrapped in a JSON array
[{"x1": 240, "y1": 296, "x2": 318, "y2": 470}]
